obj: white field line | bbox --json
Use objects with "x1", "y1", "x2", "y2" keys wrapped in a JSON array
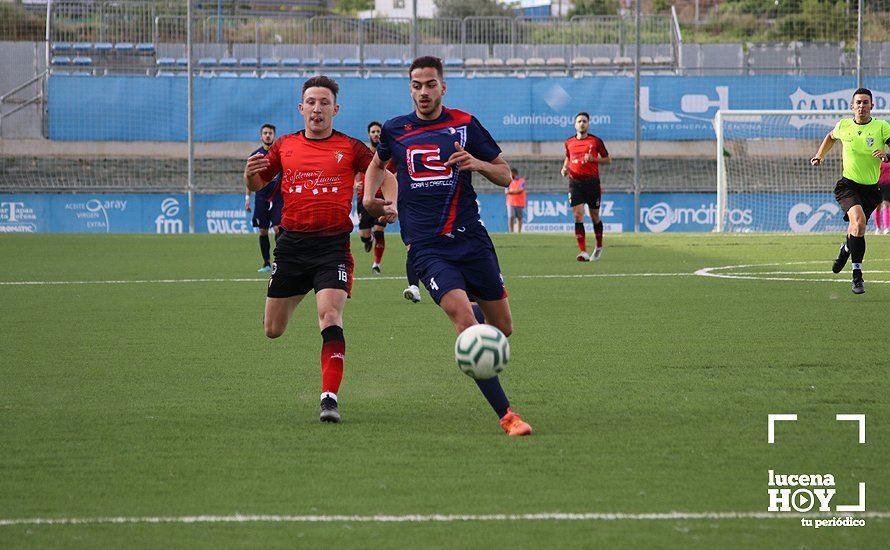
[
  {"x1": 0, "y1": 273, "x2": 694, "y2": 286},
  {"x1": 0, "y1": 511, "x2": 888, "y2": 527},
  {"x1": 695, "y1": 260, "x2": 890, "y2": 284}
]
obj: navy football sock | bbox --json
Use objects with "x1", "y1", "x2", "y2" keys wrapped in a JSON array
[
  {"x1": 406, "y1": 256, "x2": 420, "y2": 286},
  {"x1": 475, "y1": 376, "x2": 510, "y2": 418},
  {"x1": 471, "y1": 303, "x2": 485, "y2": 324},
  {"x1": 259, "y1": 234, "x2": 271, "y2": 265}
]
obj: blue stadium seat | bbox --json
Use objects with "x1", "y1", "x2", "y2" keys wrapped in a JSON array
[
  {"x1": 135, "y1": 43, "x2": 155, "y2": 53},
  {"x1": 198, "y1": 57, "x2": 217, "y2": 67},
  {"x1": 156, "y1": 57, "x2": 176, "y2": 67},
  {"x1": 384, "y1": 72, "x2": 403, "y2": 78},
  {"x1": 51, "y1": 70, "x2": 71, "y2": 76},
  {"x1": 73, "y1": 43, "x2": 92, "y2": 52},
  {"x1": 326, "y1": 72, "x2": 343, "y2": 78},
  {"x1": 94, "y1": 42, "x2": 113, "y2": 52},
  {"x1": 51, "y1": 56, "x2": 72, "y2": 66},
  {"x1": 52, "y1": 42, "x2": 72, "y2": 52},
  {"x1": 239, "y1": 57, "x2": 258, "y2": 66},
  {"x1": 218, "y1": 58, "x2": 237, "y2": 67},
  {"x1": 383, "y1": 58, "x2": 403, "y2": 67},
  {"x1": 176, "y1": 58, "x2": 188, "y2": 66},
  {"x1": 260, "y1": 58, "x2": 281, "y2": 67},
  {"x1": 280, "y1": 72, "x2": 302, "y2": 78},
  {"x1": 342, "y1": 58, "x2": 361, "y2": 67},
  {"x1": 363, "y1": 58, "x2": 382, "y2": 67},
  {"x1": 217, "y1": 72, "x2": 238, "y2": 78},
  {"x1": 157, "y1": 71, "x2": 177, "y2": 77},
  {"x1": 239, "y1": 71, "x2": 258, "y2": 78},
  {"x1": 321, "y1": 58, "x2": 342, "y2": 67},
  {"x1": 302, "y1": 58, "x2": 321, "y2": 67},
  {"x1": 71, "y1": 71, "x2": 92, "y2": 76},
  {"x1": 365, "y1": 73, "x2": 384, "y2": 78},
  {"x1": 114, "y1": 43, "x2": 134, "y2": 52},
  {"x1": 72, "y1": 56, "x2": 92, "y2": 66},
  {"x1": 261, "y1": 72, "x2": 281, "y2": 78},
  {"x1": 444, "y1": 58, "x2": 463, "y2": 68},
  {"x1": 281, "y1": 58, "x2": 301, "y2": 67}
]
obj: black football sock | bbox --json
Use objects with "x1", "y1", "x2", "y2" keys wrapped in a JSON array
[
  {"x1": 849, "y1": 235, "x2": 865, "y2": 278},
  {"x1": 259, "y1": 234, "x2": 271, "y2": 265},
  {"x1": 474, "y1": 376, "x2": 510, "y2": 418}
]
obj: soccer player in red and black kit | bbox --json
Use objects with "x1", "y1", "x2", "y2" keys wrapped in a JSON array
[
  {"x1": 244, "y1": 76, "x2": 397, "y2": 423},
  {"x1": 355, "y1": 121, "x2": 390, "y2": 274},
  {"x1": 562, "y1": 112, "x2": 610, "y2": 261},
  {"x1": 363, "y1": 56, "x2": 532, "y2": 436}
]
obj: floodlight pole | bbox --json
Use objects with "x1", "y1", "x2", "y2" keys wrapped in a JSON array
[
  {"x1": 187, "y1": 0, "x2": 196, "y2": 234},
  {"x1": 411, "y1": 0, "x2": 418, "y2": 59},
  {"x1": 856, "y1": 0, "x2": 863, "y2": 88},
  {"x1": 633, "y1": 0, "x2": 641, "y2": 232}
]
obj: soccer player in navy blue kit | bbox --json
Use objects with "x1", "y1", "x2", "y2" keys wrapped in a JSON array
[
  {"x1": 363, "y1": 56, "x2": 532, "y2": 436},
  {"x1": 245, "y1": 123, "x2": 284, "y2": 272}
]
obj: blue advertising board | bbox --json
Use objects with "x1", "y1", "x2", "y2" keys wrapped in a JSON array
[
  {"x1": 48, "y1": 75, "x2": 890, "y2": 142},
  {"x1": 0, "y1": 192, "x2": 847, "y2": 234}
]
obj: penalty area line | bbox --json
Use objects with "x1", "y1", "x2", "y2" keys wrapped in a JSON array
[
  {"x1": 1, "y1": 511, "x2": 888, "y2": 527},
  {"x1": 0, "y1": 273, "x2": 694, "y2": 287}
]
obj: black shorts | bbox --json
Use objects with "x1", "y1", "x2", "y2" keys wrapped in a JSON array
[
  {"x1": 879, "y1": 184, "x2": 890, "y2": 202},
  {"x1": 569, "y1": 178, "x2": 602, "y2": 210},
  {"x1": 268, "y1": 231, "x2": 354, "y2": 298},
  {"x1": 834, "y1": 178, "x2": 883, "y2": 221},
  {"x1": 356, "y1": 201, "x2": 386, "y2": 230},
  {"x1": 252, "y1": 197, "x2": 282, "y2": 228}
]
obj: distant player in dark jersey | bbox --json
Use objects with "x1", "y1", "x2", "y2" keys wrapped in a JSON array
[
  {"x1": 246, "y1": 123, "x2": 284, "y2": 272},
  {"x1": 244, "y1": 76, "x2": 397, "y2": 422},
  {"x1": 811, "y1": 87, "x2": 890, "y2": 294},
  {"x1": 355, "y1": 121, "x2": 390, "y2": 274},
  {"x1": 562, "y1": 112, "x2": 610, "y2": 261},
  {"x1": 363, "y1": 56, "x2": 532, "y2": 436}
]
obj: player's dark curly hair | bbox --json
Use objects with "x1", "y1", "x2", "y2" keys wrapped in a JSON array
[
  {"x1": 575, "y1": 112, "x2": 590, "y2": 122},
  {"x1": 302, "y1": 75, "x2": 339, "y2": 99},
  {"x1": 409, "y1": 56, "x2": 443, "y2": 78}
]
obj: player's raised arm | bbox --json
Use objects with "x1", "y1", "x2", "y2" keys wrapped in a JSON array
[
  {"x1": 445, "y1": 142, "x2": 512, "y2": 187},
  {"x1": 811, "y1": 131, "x2": 836, "y2": 166},
  {"x1": 363, "y1": 152, "x2": 397, "y2": 221}
]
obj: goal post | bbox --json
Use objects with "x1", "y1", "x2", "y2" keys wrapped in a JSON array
[{"x1": 714, "y1": 109, "x2": 890, "y2": 233}]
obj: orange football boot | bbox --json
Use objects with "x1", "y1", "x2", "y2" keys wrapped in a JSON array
[{"x1": 500, "y1": 408, "x2": 532, "y2": 436}]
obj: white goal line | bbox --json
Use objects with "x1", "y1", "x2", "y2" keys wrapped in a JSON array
[{"x1": 1, "y1": 511, "x2": 888, "y2": 527}]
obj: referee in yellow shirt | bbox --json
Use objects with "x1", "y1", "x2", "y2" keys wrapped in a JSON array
[{"x1": 811, "y1": 88, "x2": 890, "y2": 294}]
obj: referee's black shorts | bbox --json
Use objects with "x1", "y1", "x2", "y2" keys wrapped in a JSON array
[{"x1": 834, "y1": 177, "x2": 883, "y2": 221}]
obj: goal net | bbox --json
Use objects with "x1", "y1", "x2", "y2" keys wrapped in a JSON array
[{"x1": 715, "y1": 109, "x2": 890, "y2": 233}]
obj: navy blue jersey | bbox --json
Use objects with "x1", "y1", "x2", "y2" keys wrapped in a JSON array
[
  {"x1": 376, "y1": 107, "x2": 501, "y2": 245},
  {"x1": 250, "y1": 145, "x2": 281, "y2": 201}
]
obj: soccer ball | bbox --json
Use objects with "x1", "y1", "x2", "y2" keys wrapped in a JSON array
[{"x1": 454, "y1": 324, "x2": 509, "y2": 380}]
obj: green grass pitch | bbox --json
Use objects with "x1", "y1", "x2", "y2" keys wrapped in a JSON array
[{"x1": 0, "y1": 232, "x2": 888, "y2": 548}]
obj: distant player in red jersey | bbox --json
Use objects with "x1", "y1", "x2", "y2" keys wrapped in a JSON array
[
  {"x1": 363, "y1": 56, "x2": 532, "y2": 437},
  {"x1": 562, "y1": 112, "x2": 610, "y2": 261},
  {"x1": 243, "y1": 76, "x2": 396, "y2": 423},
  {"x1": 355, "y1": 120, "x2": 390, "y2": 274}
]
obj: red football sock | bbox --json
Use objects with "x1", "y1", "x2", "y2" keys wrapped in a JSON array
[
  {"x1": 875, "y1": 206, "x2": 883, "y2": 230},
  {"x1": 372, "y1": 230, "x2": 385, "y2": 264},
  {"x1": 884, "y1": 206, "x2": 890, "y2": 229},
  {"x1": 320, "y1": 326, "x2": 345, "y2": 395},
  {"x1": 574, "y1": 222, "x2": 586, "y2": 252}
]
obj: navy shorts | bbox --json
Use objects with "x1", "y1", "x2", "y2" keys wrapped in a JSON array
[
  {"x1": 252, "y1": 197, "x2": 283, "y2": 228},
  {"x1": 409, "y1": 233, "x2": 507, "y2": 305}
]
